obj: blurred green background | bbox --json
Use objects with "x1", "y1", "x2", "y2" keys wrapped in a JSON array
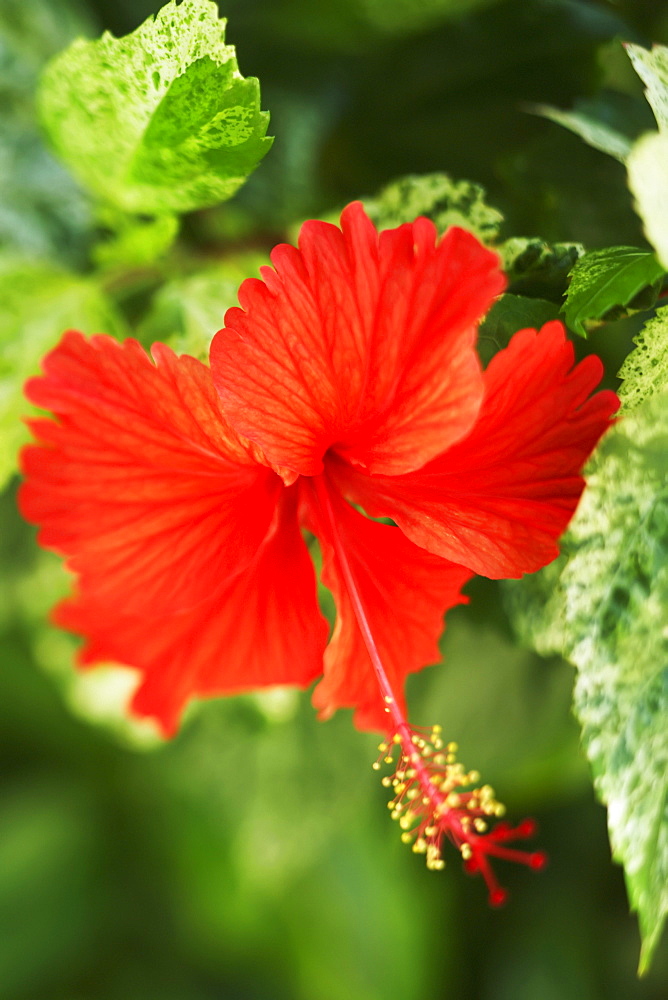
[{"x1": 2, "y1": 0, "x2": 668, "y2": 997}]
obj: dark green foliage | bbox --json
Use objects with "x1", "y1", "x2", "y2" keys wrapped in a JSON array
[
  {"x1": 478, "y1": 294, "x2": 561, "y2": 365},
  {"x1": 562, "y1": 247, "x2": 665, "y2": 338},
  {"x1": 500, "y1": 237, "x2": 585, "y2": 300}
]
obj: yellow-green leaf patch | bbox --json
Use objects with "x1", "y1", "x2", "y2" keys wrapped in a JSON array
[{"x1": 38, "y1": 0, "x2": 272, "y2": 216}]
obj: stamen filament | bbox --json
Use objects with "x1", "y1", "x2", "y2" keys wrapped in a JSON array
[{"x1": 314, "y1": 475, "x2": 546, "y2": 904}]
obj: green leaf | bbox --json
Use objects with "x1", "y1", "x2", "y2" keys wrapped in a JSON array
[
  {"x1": 92, "y1": 209, "x2": 179, "y2": 268},
  {"x1": 138, "y1": 254, "x2": 266, "y2": 360},
  {"x1": 627, "y1": 132, "x2": 668, "y2": 271},
  {"x1": 618, "y1": 304, "x2": 668, "y2": 413},
  {"x1": 478, "y1": 293, "x2": 560, "y2": 367},
  {"x1": 0, "y1": 258, "x2": 125, "y2": 489},
  {"x1": 531, "y1": 102, "x2": 632, "y2": 162},
  {"x1": 626, "y1": 44, "x2": 668, "y2": 132},
  {"x1": 507, "y1": 393, "x2": 668, "y2": 973},
  {"x1": 38, "y1": 0, "x2": 273, "y2": 215},
  {"x1": 363, "y1": 172, "x2": 503, "y2": 244},
  {"x1": 499, "y1": 237, "x2": 584, "y2": 301},
  {"x1": 562, "y1": 246, "x2": 665, "y2": 338}
]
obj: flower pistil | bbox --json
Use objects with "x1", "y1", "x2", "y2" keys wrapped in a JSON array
[
  {"x1": 314, "y1": 474, "x2": 546, "y2": 904},
  {"x1": 374, "y1": 724, "x2": 547, "y2": 905}
]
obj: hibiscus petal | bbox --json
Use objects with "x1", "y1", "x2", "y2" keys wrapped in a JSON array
[
  {"x1": 336, "y1": 322, "x2": 620, "y2": 579},
  {"x1": 211, "y1": 202, "x2": 503, "y2": 482},
  {"x1": 57, "y1": 491, "x2": 327, "y2": 736},
  {"x1": 20, "y1": 331, "x2": 281, "y2": 616},
  {"x1": 302, "y1": 480, "x2": 472, "y2": 731}
]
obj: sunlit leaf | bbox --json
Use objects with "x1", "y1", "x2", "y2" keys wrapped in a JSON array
[
  {"x1": 618, "y1": 304, "x2": 668, "y2": 413},
  {"x1": 38, "y1": 0, "x2": 273, "y2": 215},
  {"x1": 138, "y1": 254, "x2": 266, "y2": 359},
  {"x1": 626, "y1": 43, "x2": 668, "y2": 132},
  {"x1": 363, "y1": 172, "x2": 503, "y2": 244},
  {"x1": 0, "y1": 258, "x2": 125, "y2": 489},
  {"x1": 508, "y1": 393, "x2": 668, "y2": 973},
  {"x1": 562, "y1": 246, "x2": 665, "y2": 337},
  {"x1": 627, "y1": 132, "x2": 668, "y2": 271},
  {"x1": 92, "y1": 210, "x2": 179, "y2": 267}
]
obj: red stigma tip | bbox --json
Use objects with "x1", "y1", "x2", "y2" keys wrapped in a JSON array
[
  {"x1": 375, "y1": 724, "x2": 547, "y2": 905},
  {"x1": 492, "y1": 821, "x2": 512, "y2": 838}
]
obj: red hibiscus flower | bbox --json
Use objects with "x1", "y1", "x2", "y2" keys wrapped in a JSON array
[{"x1": 19, "y1": 202, "x2": 619, "y2": 901}]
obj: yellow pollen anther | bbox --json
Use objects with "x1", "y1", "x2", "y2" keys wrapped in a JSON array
[
  {"x1": 379, "y1": 720, "x2": 513, "y2": 885},
  {"x1": 384, "y1": 696, "x2": 394, "y2": 704}
]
